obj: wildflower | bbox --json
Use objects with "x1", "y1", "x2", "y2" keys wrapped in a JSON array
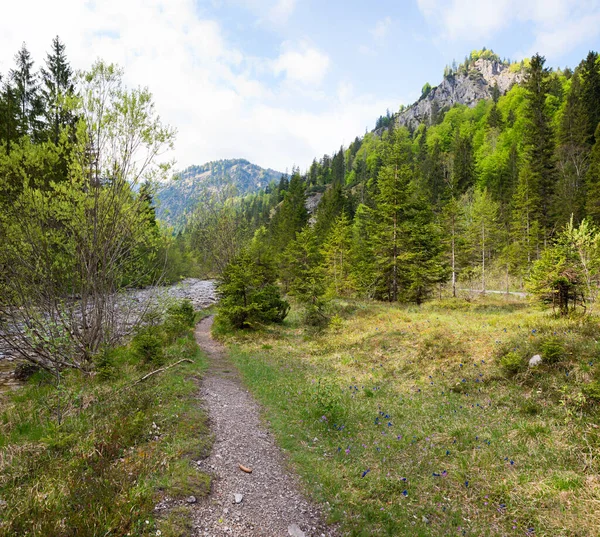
[
  {"x1": 402, "y1": 490, "x2": 408, "y2": 496},
  {"x1": 361, "y1": 469, "x2": 370, "y2": 477},
  {"x1": 465, "y1": 481, "x2": 469, "y2": 487}
]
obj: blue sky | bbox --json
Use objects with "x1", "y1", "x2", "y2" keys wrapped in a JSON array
[{"x1": 1, "y1": 0, "x2": 600, "y2": 172}]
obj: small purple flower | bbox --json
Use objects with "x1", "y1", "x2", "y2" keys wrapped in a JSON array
[{"x1": 402, "y1": 490, "x2": 408, "y2": 497}]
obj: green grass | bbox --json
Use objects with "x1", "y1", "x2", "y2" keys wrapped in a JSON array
[
  {"x1": 0, "y1": 318, "x2": 211, "y2": 537},
  {"x1": 218, "y1": 297, "x2": 600, "y2": 537}
]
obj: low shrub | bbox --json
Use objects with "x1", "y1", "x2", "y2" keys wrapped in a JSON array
[
  {"x1": 500, "y1": 351, "x2": 525, "y2": 375},
  {"x1": 132, "y1": 326, "x2": 165, "y2": 365}
]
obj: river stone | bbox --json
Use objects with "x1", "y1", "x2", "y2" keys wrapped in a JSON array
[
  {"x1": 529, "y1": 354, "x2": 542, "y2": 367},
  {"x1": 233, "y1": 493, "x2": 243, "y2": 504},
  {"x1": 288, "y1": 524, "x2": 306, "y2": 537}
]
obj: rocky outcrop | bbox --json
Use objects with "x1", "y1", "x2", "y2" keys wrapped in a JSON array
[{"x1": 397, "y1": 59, "x2": 524, "y2": 130}]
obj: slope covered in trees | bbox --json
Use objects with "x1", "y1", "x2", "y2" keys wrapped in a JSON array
[
  {"x1": 155, "y1": 159, "x2": 283, "y2": 226},
  {"x1": 203, "y1": 49, "x2": 600, "y2": 318}
]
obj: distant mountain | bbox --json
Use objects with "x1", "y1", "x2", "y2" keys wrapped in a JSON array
[{"x1": 156, "y1": 159, "x2": 284, "y2": 226}]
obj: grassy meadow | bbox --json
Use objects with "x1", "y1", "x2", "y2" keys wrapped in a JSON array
[
  {"x1": 0, "y1": 307, "x2": 212, "y2": 537},
  {"x1": 216, "y1": 296, "x2": 600, "y2": 537}
]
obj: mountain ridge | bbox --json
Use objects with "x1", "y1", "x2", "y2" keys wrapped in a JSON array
[{"x1": 156, "y1": 158, "x2": 284, "y2": 226}]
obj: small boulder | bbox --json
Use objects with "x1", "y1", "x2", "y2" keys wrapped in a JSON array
[
  {"x1": 233, "y1": 493, "x2": 243, "y2": 504},
  {"x1": 529, "y1": 354, "x2": 542, "y2": 367},
  {"x1": 186, "y1": 496, "x2": 197, "y2": 504},
  {"x1": 288, "y1": 524, "x2": 306, "y2": 537}
]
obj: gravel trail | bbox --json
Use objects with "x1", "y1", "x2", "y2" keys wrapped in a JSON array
[{"x1": 192, "y1": 316, "x2": 337, "y2": 537}]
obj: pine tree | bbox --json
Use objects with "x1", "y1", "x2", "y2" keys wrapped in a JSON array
[
  {"x1": 510, "y1": 163, "x2": 541, "y2": 277},
  {"x1": 452, "y1": 131, "x2": 474, "y2": 193},
  {"x1": 580, "y1": 51, "x2": 600, "y2": 144},
  {"x1": 282, "y1": 226, "x2": 327, "y2": 324},
  {"x1": 350, "y1": 203, "x2": 378, "y2": 298},
  {"x1": 10, "y1": 43, "x2": 42, "y2": 139},
  {"x1": 269, "y1": 171, "x2": 308, "y2": 252},
  {"x1": 41, "y1": 36, "x2": 75, "y2": 144},
  {"x1": 555, "y1": 72, "x2": 589, "y2": 226},
  {"x1": 321, "y1": 212, "x2": 352, "y2": 296},
  {"x1": 523, "y1": 53, "x2": 556, "y2": 231},
  {"x1": 586, "y1": 124, "x2": 600, "y2": 222}
]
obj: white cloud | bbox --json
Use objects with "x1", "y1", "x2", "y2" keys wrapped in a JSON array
[
  {"x1": 0, "y1": 0, "x2": 393, "y2": 173},
  {"x1": 268, "y1": 0, "x2": 297, "y2": 25},
  {"x1": 371, "y1": 16, "x2": 392, "y2": 44},
  {"x1": 416, "y1": 0, "x2": 600, "y2": 56},
  {"x1": 272, "y1": 41, "x2": 330, "y2": 86}
]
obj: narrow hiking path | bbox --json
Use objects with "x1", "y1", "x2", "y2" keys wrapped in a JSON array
[{"x1": 192, "y1": 316, "x2": 336, "y2": 537}]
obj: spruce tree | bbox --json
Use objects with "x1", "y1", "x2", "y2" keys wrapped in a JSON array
[
  {"x1": 586, "y1": 124, "x2": 600, "y2": 223},
  {"x1": 41, "y1": 36, "x2": 75, "y2": 144},
  {"x1": 523, "y1": 53, "x2": 556, "y2": 232},
  {"x1": 321, "y1": 212, "x2": 352, "y2": 296},
  {"x1": 580, "y1": 51, "x2": 600, "y2": 144},
  {"x1": 10, "y1": 43, "x2": 42, "y2": 139}
]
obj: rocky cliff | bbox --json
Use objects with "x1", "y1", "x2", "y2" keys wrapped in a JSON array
[{"x1": 397, "y1": 59, "x2": 524, "y2": 130}]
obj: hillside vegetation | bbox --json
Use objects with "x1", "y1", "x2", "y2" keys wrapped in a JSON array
[{"x1": 217, "y1": 297, "x2": 600, "y2": 536}]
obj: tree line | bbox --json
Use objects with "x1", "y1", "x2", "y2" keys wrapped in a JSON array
[{"x1": 198, "y1": 51, "x2": 600, "y2": 325}]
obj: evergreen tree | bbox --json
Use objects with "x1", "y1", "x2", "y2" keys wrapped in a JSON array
[
  {"x1": 41, "y1": 36, "x2": 75, "y2": 144},
  {"x1": 555, "y1": 72, "x2": 589, "y2": 226},
  {"x1": 350, "y1": 203, "x2": 379, "y2": 298},
  {"x1": 586, "y1": 124, "x2": 600, "y2": 222},
  {"x1": 523, "y1": 53, "x2": 556, "y2": 231},
  {"x1": 10, "y1": 43, "x2": 42, "y2": 139},
  {"x1": 269, "y1": 171, "x2": 308, "y2": 252},
  {"x1": 452, "y1": 131, "x2": 474, "y2": 193},
  {"x1": 282, "y1": 226, "x2": 327, "y2": 324},
  {"x1": 321, "y1": 212, "x2": 352, "y2": 296},
  {"x1": 580, "y1": 51, "x2": 600, "y2": 143}
]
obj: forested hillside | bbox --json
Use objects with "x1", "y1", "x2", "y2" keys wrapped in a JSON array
[
  {"x1": 197, "y1": 49, "x2": 600, "y2": 321},
  {"x1": 155, "y1": 159, "x2": 283, "y2": 226}
]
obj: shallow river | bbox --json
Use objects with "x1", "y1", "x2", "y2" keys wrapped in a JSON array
[{"x1": 0, "y1": 279, "x2": 217, "y2": 393}]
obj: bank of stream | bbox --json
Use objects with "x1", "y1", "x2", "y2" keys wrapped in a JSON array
[{"x1": 0, "y1": 278, "x2": 217, "y2": 393}]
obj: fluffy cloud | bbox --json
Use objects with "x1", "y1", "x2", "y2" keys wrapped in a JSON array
[
  {"x1": 416, "y1": 0, "x2": 600, "y2": 57},
  {"x1": 0, "y1": 0, "x2": 395, "y2": 173},
  {"x1": 272, "y1": 41, "x2": 330, "y2": 85}
]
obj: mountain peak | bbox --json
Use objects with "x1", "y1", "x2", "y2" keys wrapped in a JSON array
[{"x1": 397, "y1": 53, "x2": 525, "y2": 130}]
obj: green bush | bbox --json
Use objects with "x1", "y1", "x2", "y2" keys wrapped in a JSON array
[
  {"x1": 164, "y1": 300, "x2": 196, "y2": 340},
  {"x1": 500, "y1": 351, "x2": 525, "y2": 375},
  {"x1": 217, "y1": 250, "x2": 289, "y2": 329},
  {"x1": 541, "y1": 337, "x2": 565, "y2": 364},
  {"x1": 132, "y1": 326, "x2": 165, "y2": 365},
  {"x1": 582, "y1": 381, "x2": 600, "y2": 402}
]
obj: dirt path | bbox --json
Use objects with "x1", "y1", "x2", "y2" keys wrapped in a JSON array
[{"x1": 192, "y1": 317, "x2": 336, "y2": 537}]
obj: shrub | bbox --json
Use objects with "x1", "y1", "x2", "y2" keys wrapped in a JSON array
[
  {"x1": 217, "y1": 249, "x2": 289, "y2": 329},
  {"x1": 541, "y1": 337, "x2": 565, "y2": 364},
  {"x1": 164, "y1": 300, "x2": 196, "y2": 340},
  {"x1": 500, "y1": 351, "x2": 524, "y2": 375},
  {"x1": 132, "y1": 326, "x2": 165, "y2": 365}
]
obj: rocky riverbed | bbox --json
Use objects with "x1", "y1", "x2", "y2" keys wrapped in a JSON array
[{"x1": 0, "y1": 279, "x2": 217, "y2": 393}]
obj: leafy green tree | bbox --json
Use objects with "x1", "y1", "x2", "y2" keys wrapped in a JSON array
[
  {"x1": 528, "y1": 218, "x2": 600, "y2": 314},
  {"x1": 464, "y1": 188, "x2": 500, "y2": 293},
  {"x1": 0, "y1": 60, "x2": 175, "y2": 374}
]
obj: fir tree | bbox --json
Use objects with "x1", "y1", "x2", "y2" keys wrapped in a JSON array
[
  {"x1": 10, "y1": 43, "x2": 42, "y2": 139},
  {"x1": 41, "y1": 36, "x2": 75, "y2": 144},
  {"x1": 580, "y1": 51, "x2": 600, "y2": 144}
]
